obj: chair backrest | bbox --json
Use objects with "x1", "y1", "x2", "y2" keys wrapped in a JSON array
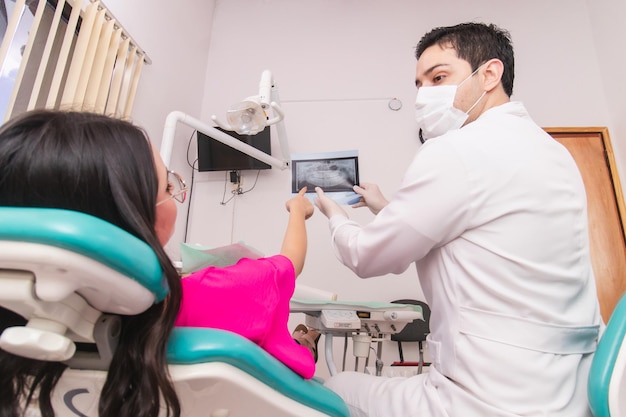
[
  {"x1": 390, "y1": 299, "x2": 430, "y2": 343},
  {"x1": 588, "y1": 292, "x2": 626, "y2": 417}
]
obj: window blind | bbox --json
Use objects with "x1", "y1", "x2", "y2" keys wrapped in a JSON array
[{"x1": 0, "y1": 0, "x2": 150, "y2": 122}]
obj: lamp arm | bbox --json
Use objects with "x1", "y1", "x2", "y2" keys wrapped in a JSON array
[
  {"x1": 210, "y1": 114, "x2": 233, "y2": 131},
  {"x1": 259, "y1": 69, "x2": 273, "y2": 108},
  {"x1": 265, "y1": 101, "x2": 284, "y2": 126},
  {"x1": 270, "y1": 85, "x2": 291, "y2": 161},
  {"x1": 160, "y1": 111, "x2": 289, "y2": 170}
]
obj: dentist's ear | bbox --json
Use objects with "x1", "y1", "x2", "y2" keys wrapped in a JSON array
[{"x1": 482, "y1": 58, "x2": 504, "y2": 92}]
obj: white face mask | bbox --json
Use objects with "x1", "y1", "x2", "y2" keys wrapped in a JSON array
[{"x1": 415, "y1": 66, "x2": 486, "y2": 142}]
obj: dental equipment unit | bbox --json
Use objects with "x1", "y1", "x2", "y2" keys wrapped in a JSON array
[{"x1": 290, "y1": 299, "x2": 422, "y2": 376}]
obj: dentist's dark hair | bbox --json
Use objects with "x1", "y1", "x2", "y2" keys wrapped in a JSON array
[
  {"x1": 0, "y1": 110, "x2": 182, "y2": 417},
  {"x1": 415, "y1": 22, "x2": 515, "y2": 97}
]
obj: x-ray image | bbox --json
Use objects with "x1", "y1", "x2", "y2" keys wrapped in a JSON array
[
  {"x1": 291, "y1": 151, "x2": 359, "y2": 193},
  {"x1": 291, "y1": 150, "x2": 361, "y2": 205}
]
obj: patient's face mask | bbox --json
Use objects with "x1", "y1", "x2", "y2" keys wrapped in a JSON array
[{"x1": 415, "y1": 65, "x2": 486, "y2": 142}]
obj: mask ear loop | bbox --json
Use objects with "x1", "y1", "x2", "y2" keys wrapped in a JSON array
[
  {"x1": 459, "y1": 63, "x2": 488, "y2": 117},
  {"x1": 457, "y1": 62, "x2": 486, "y2": 89},
  {"x1": 466, "y1": 90, "x2": 487, "y2": 115}
]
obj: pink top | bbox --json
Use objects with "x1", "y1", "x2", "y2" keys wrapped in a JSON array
[{"x1": 175, "y1": 255, "x2": 315, "y2": 379}]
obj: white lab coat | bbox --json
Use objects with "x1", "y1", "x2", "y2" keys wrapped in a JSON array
[{"x1": 323, "y1": 102, "x2": 603, "y2": 417}]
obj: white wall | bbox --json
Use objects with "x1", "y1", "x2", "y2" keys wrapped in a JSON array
[
  {"x1": 587, "y1": 0, "x2": 626, "y2": 179},
  {"x1": 105, "y1": 0, "x2": 624, "y2": 378}
]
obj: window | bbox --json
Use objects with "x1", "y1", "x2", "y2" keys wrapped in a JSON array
[{"x1": 0, "y1": 0, "x2": 149, "y2": 122}]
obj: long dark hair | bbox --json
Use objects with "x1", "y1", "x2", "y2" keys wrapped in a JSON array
[{"x1": 0, "y1": 110, "x2": 182, "y2": 417}]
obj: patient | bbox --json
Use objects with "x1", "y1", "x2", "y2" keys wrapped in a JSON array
[{"x1": 0, "y1": 110, "x2": 316, "y2": 417}]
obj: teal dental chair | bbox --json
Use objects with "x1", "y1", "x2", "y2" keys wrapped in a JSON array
[
  {"x1": 588, "y1": 292, "x2": 626, "y2": 417},
  {"x1": 0, "y1": 207, "x2": 349, "y2": 417}
]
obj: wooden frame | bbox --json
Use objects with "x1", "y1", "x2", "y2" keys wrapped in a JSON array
[
  {"x1": 545, "y1": 127, "x2": 626, "y2": 321},
  {"x1": 545, "y1": 127, "x2": 626, "y2": 238}
]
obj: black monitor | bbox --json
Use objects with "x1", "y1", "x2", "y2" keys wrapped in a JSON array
[{"x1": 197, "y1": 126, "x2": 272, "y2": 171}]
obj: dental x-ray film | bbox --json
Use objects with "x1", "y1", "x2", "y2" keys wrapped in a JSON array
[{"x1": 291, "y1": 150, "x2": 360, "y2": 205}]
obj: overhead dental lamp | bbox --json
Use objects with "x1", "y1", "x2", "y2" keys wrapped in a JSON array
[
  {"x1": 160, "y1": 70, "x2": 290, "y2": 170},
  {"x1": 213, "y1": 70, "x2": 285, "y2": 135}
]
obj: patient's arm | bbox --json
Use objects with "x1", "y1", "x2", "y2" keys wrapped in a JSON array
[{"x1": 281, "y1": 187, "x2": 314, "y2": 276}]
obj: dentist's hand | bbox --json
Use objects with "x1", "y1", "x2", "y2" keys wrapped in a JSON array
[
  {"x1": 351, "y1": 183, "x2": 389, "y2": 215},
  {"x1": 286, "y1": 187, "x2": 314, "y2": 220},
  {"x1": 314, "y1": 187, "x2": 348, "y2": 219}
]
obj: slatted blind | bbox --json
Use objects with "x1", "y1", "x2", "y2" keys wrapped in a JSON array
[{"x1": 0, "y1": 0, "x2": 150, "y2": 121}]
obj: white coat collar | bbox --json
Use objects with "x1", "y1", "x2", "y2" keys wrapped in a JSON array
[{"x1": 477, "y1": 101, "x2": 531, "y2": 122}]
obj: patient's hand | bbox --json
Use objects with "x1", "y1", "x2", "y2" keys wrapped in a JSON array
[
  {"x1": 351, "y1": 183, "x2": 389, "y2": 215},
  {"x1": 286, "y1": 187, "x2": 314, "y2": 220}
]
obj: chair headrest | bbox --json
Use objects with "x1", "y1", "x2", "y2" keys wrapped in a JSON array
[
  {"x1": 0, "y1": 207, "x2": 168, "y2": 362},
  {"x1": 0, "y1": 207, "x2": 168, "y2": 301}
]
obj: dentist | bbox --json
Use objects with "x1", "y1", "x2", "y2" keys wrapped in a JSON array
[{"x1": 315, "y1": 22, "x2": 602, "y2": 417}]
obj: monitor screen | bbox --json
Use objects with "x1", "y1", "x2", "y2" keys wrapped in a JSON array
[{"x1": 197, "y1": 126, "x2": 272, "y2": 171}]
